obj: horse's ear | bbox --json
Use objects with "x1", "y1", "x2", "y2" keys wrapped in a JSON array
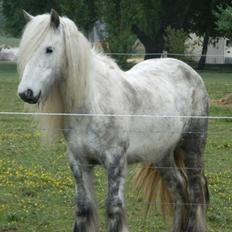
[
  {"x1": 23, "y1": 10, "x2": 34, "y2": 22},
  {"x1": 50, "y1": 9, "x2": 60, "y2": 28}
]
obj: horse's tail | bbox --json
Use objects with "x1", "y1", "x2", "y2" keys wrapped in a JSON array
[{"x1": 133, "y1": 150, "x2": 187, "y2": 217}]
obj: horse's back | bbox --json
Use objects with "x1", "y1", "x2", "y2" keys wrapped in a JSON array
[
  {"x1": 126, "y1": 58, "x2": 208, "y2": 115},
  {"x1": 124, "y1": 58, "x2": 208, "y2": 163},
  {"x1": 127, "y1": 58, "x2": 204, "y2": 89}
]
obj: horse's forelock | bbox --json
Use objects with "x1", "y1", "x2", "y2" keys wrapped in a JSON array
[{"x1": 18, "y1": 14, "x2": 51, "y2": 76}]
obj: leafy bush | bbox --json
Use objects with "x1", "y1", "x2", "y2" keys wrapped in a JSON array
[
  {"x1": 164, "y1": 26, "x2": 188, "y2": 54},
  {"x1": 215, "y1": 6, "x2": 232, "y2": 39}
]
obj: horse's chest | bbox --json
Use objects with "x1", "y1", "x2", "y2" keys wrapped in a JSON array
[{"x1": 65, "y1": 117, "x2": 129, "y2": 160}]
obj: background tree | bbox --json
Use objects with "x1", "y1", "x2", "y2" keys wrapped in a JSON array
[
  {"x1": 2, "y1": 0, "x2": 99, "y2": 37},
  {"x1": 3, "y1": 0, "x2": 232, "y2": 69},
  {"x1": 164, "y1": 26, "x2": 189, "y2": 57},
  {"x1": 215, "y1": 5, "x2": 232, "y2": 39},
  {"x1": 186, "y1": 0, "x2": 232, "y2": 70},
  {"x1": 96, "y1": 0, "x2": 136, "y2": 68},
  {"x1": 130, "y1": 0, "x2": 193, "y2": 59},
  {"x1": 0, "y1": 0, "x2": 5, "y2": 34},
  {"x1": 98, "y1": 0, "x2": 232, "y2": 67},
  {"x1": 60, "y1": 0, "x2": 98, "y2": 33},
  {"x1": 2, "y1": 0, "x2": 61, "y2": 37}
]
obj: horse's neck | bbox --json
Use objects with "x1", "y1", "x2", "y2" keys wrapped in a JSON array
[
  {"x1": 89, "y1": 53, "x2": 125, "y2": 113},
  {"x1": 61, "y1": 51, "x2": 123, "y2": 114}
]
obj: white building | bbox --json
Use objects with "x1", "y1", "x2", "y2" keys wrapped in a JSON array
[
  {"x1": 0, "y1": 47, "x2": 18, "y2": 61},
  {"x1": 186, "y1": 34, "x2": 232, "y2": 64}
]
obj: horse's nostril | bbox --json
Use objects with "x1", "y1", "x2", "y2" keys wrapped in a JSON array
[
  {"x1": 19, "y1": 89, "x2": 40, "y2": 104},
  {"x1": 25, "y1": 89, "x2": 34, "y2": 98},
  {"x1": 19, "y1": 92, "x2": 26, "y2": 100}
]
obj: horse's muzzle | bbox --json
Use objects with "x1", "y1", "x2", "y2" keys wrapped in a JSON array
[{"x1": 18, "y1": 89, "x2": 41, "y2": 104}]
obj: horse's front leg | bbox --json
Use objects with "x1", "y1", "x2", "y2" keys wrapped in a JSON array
[
  {"x1": 69, "y1": 152, "x2": 99, "y2": 232},
  {"x1": 105, "y1": 152, "x2": 129, "y2": 232}
]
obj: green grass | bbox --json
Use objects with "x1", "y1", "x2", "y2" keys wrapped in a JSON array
[
  {"x1": 201, "y1": 70, "x2": 232, "y2": 99},
  {"x1": 0, "y1": 61, "x2": 232, "y2": 231},
  {"x1": 0, "y1": 36, "x2": 20, "y2": 47}
]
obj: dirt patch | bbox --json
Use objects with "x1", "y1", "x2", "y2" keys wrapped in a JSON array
[{"x1": 210, "y1": 93, "x2": 232, "y2": 106}]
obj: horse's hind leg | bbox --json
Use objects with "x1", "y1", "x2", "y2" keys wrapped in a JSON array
[
  {"x1": 158, "y1": 150, "x2": 190, "y2": 232},
  {"x1": 181, "y1": 118, "x2": 209, "y2": 232}
]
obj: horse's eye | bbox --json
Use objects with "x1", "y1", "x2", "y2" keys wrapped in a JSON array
[{"x1": 46, "y1": 47, "x2": 53, "y2": 54}]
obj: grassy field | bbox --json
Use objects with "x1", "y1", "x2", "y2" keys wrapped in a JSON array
[{"x1": 0, "y1": 62, "x2": 232, "y2": 232}]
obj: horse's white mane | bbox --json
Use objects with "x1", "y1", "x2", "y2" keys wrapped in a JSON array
[{"x1": 18, "y1": 14, "x2": 95, "y2": 143}]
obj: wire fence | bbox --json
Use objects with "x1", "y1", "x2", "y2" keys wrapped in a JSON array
[
  {"x1": 106, "y1": 52, "x2": 232, "y2": 58},
  {"x1": 0, "y1": 53, "x2": 232, "y2": 230},
  {"x1": 104, "y1": 51, "x2": 232, "y2": 74},
  {"x1": 105, "y1": 51, "x2": 232, "y2": 62},
  {"x1": 0, "y1": 52, "x2": 232, "y2": 171},
  {"x1": 0, "y1": 111, "x2": 231, "y2": 119},
  {"x1": 0, "y1": 112, "x2": 231, "y2": 172}
]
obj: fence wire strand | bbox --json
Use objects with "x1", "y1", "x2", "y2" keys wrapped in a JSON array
[
  {"x1": 105, "y1": 52, "x2": 232, "y2": 58},
  {"x1": 0, "y1": 111, "x2": 232, "y2": 119}
]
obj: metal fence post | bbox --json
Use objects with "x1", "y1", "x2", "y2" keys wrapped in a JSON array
[{"x1": 161, "y1": 51, "x2": 168, "y2": 58}]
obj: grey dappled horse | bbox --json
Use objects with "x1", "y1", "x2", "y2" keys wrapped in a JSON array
[{"x1": 17, "y1": 10, "x2": 209, "y2": 232}]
